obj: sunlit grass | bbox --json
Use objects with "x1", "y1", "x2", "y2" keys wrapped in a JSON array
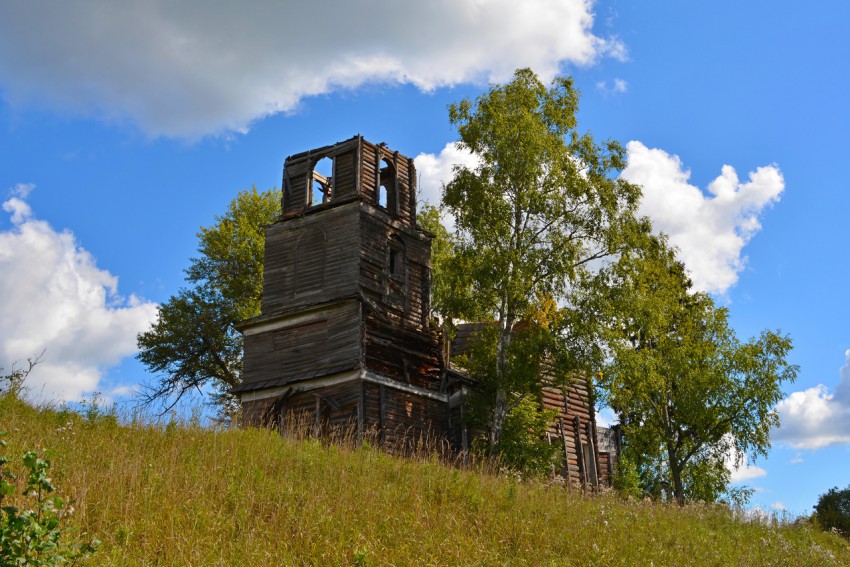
[{"x1": 2, "y1": 394, "x2": 848, "y2": 565}]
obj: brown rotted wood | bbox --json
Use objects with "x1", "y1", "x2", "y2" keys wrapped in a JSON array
[
  {"x1": 559, "y1": 418, "x2": 572, "y2": 491},
  {"x1": 408, "y1": 156, "x2": 417, "y2": 226},
  {"x1": 574, "y1": 415, "x2": 586, "y2": 486},
  {"x1": 585, "y1": 419, "x2": 599, "y2": 489}
]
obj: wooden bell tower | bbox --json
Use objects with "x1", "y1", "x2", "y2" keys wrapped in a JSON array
[{"x1": 235, "y1": 136, "x2": 462, "y2": 443}]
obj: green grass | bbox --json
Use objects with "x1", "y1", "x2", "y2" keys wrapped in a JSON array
[{"x1": 1, "y1": 394, "x2": 848, "y2": 566}]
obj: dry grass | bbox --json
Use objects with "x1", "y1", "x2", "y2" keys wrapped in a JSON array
[{"x1": 2, "y1": 394, "x2": 848, "y2": 566}]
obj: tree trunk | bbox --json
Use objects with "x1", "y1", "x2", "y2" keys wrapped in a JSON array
[
  {"x1": 668, "y1": 444, "x2": 685, "y2": 506},
  {"x1": 489, "y1": 315, "x2": 514, "y2": 448},
  {"x1": 489, "y1": 388, "x2": 508, "y2": 448}
]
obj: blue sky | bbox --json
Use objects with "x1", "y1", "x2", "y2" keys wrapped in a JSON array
[{"x1": 1, "y1": 1, "x2": 848, "y2": 515}]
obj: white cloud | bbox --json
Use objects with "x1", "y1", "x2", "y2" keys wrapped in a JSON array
[
  {"x1": 596, "y1": 78, "x2": 627, "y2": 95},
  {"x1": 11, "y1": 183, "x2": 35, "y2": 199},
  {"x1": 595, "y1": 407, "x2": 618, "y2": 428},
  {"x1": 414, "y1": 142, "x2": 480, "y2": 231},
  {"x1": 622, "y1": 141, "x2": 784, "y2": 294},
  {"x1": 0, "y1": 1, "x2": 622, "y2": 138},
  {"x1": 729, "y1": 461, "x2": 767, "y2": 483},
  {"x1": 726, "y1": 442, "x2": 768, "y2": 483},
  {"x1": 773, "y1": 349, "x2": 850, "y2": 449},
  {"x1": 414, "y1": 142, "x2": 480, "y2": 205},
  {"x1": 789, "y1": 453, "x2": 804, "y2": 464},
  {"x1": 0, "y1": 186, "x2": 157, "y2": 401},
  {"x1": 415, "y1": 140, "x2": 785, "y2": 299}
]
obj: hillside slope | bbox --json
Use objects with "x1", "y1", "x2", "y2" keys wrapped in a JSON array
[{"x1": 1, "y1": 395, "x2": 847, "y2": 565}]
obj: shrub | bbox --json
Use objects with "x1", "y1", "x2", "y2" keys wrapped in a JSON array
[
  {"x1": 612, "y1": 453, "x2": 643, "y2": 499},
  {"x1": 494, "y1": 397, "x2": 559, "y2": 477},
  {"x1": 815, "y1": 484, "x2": 850, "y2": 539},
  {"x1": 0, "y1": 432, "x2": 98, "y2": 565}
]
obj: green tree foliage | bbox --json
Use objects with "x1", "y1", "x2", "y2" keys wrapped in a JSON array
[
  {"x1": 137, "y1": 187, "x2": 281, "y2": 414},
  {"x1": 596, "y1": 234, "x2": 798, "y2": 505},
  {"x1": 496, "y1": 397, "x2": 559, "y2": 477},
  {"x1": 455, "y1": 308, "x2": 565, "y2": 474},
  {"x1": 438, "y1": 68, "x2": 643, "y2": 448},
  {"x1": 815, "y1": 484, "x2": 850, "y2": 538},
  {"x1": 417, "y1": 205, "x2": 476, "y2": 324}
]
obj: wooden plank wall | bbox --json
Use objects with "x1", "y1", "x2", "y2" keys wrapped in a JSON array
[
  {"x1": 243, "y1": 137, "x2": 458, "y2": 451},
  {"x1": 282, "y1": 137, "x2": 360, "y2": 214},
  {"x1": 363, "y1": 316, "x2": 442, "y2": 391},
  {"x1": 241, "y1": 396, "x2": 276, "y2": 426},
  {"x1": 358, "y1": 192, "x2": 442, "y2": 393},
  {"x1": 242, "y1": 379, "x2": 451, "y2": 451},
  {"x1": 362, "y1": 382, "x2": 449, "y2": 448},
  {"x1": 358, "y1": 211, "x2": 432, "y2": 332},
  {"x1": 541, "y1": 376, "x2": 604, "y2": 489},
  {"x1": 242, "y1": 380, "x2": 362, "y2": 432},
  {"x1": 262, "y1": 204, "x2": 360, "y2": 316},
  {"x1": 241, "y1": 301, "x2": 361, "y2": 391},
  {"x1": 596, "y1": 426, "x2": 620, "y2": 487},
  {"x1": 358, "y1": 139, "x2": 417, "y2": 227}
]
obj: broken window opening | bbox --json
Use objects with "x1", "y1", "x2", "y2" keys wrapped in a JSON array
[
  {"x1": 309, "y1": 156, "x2": 334, "y2": 207},
  {"x1": 378, "y1": 158, "x2": 395, "y2": 212}
]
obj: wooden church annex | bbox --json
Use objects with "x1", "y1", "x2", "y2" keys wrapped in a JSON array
[{"x1": 234, "y1": 136, "x2": 617, "y2": 489}]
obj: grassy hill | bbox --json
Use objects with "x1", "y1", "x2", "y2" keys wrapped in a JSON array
[{"x1": 1, "y1": 394, "x2": 848, "y2": 566}]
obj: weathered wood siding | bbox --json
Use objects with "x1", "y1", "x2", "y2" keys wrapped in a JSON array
[
  {"x1": 242, "y1": 377, "x2": 451, "y2": 449},
  {"x1": 358, "y1": 139, "x2": 417, "y2": 227},
  {"x1": 358, "y1": 210, "x2": 432, "y2": 332},
  {"x1": 241, "y1": 396, "x2": 276, "y2": 426},
  {"x1": 262, "y1": 203, "x2": 360, "y2": 316},
  {"x1": 596, "y1": 426, "x2": 620, "y2": 487},
  {"x1": 361, "y1": 381, "x2": 449, "y2": 446},
  {"x1": 242, "y1": 378, "x2": 361, "y2": 430},
  {"x1": 282, "y1": 137, "x2": 360, "y2": 214},
  {"x1": 542, "y1": 376, "x2": 605, "y2": 489},
  {"x1": 240, "y1": 301, "x2": 361, "y2": 392},
  {"x1": 357, "y1": 196, "x2": 442, "y2": 392},
  {"x1": 363, "y1": 315, "x2": 443, "y2": 390},
  {"x1": 240, "y1": 137, "x2": 463, "y2": 453}
]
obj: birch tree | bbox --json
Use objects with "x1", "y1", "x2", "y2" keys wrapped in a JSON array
[
  {"x1": 599, "y1": 234, "x2": 798, "y2": 504},
  {"x1": 441, "y1": 68, "x2": 643, "y2": 447}
]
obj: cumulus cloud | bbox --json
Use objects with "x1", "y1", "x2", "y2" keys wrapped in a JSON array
[
  {"x1": 416, "y1": 140, "x2": 783, "y2": 296},
  {"x1": 0, "y1": 186, "x2": 157, "y2": 401},
  {"x1": 622, "y1": 141, "x2": 784, "y2": 294},
  {"x1": 728, "y1": 457, "x2": 767, "y2": 483},
  {"x1": 414, "y1": 142, "x2": 480, "y2": 231},
  {"x1": 414, "y1": 142, "x2": 480, "y2": 205},
  {"x1": 0, "y1": 0, "x2": 623, "y2": 138},
  {"x1": 773, "y1": 350, "x2": 850, "y2": 449},
  {"x1": 725, "y1": 441, "x2": 768, "y2": 483}
]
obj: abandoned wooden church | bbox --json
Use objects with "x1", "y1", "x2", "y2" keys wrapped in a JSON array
[{"x1": 233, "y1": 136, "x2": 619, "y2": 489}]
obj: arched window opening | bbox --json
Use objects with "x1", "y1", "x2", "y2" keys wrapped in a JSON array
[
  {"x1": 309, "y1": 156, "x2": 334, "y2": 207},
  {"x1": 378, "y1": 158, "x2": 395, "y2": 212}
]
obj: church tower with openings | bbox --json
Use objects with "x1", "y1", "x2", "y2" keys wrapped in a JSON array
[{"x1": 235, "y1": 136, "x2": 465, "y2": 444}]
